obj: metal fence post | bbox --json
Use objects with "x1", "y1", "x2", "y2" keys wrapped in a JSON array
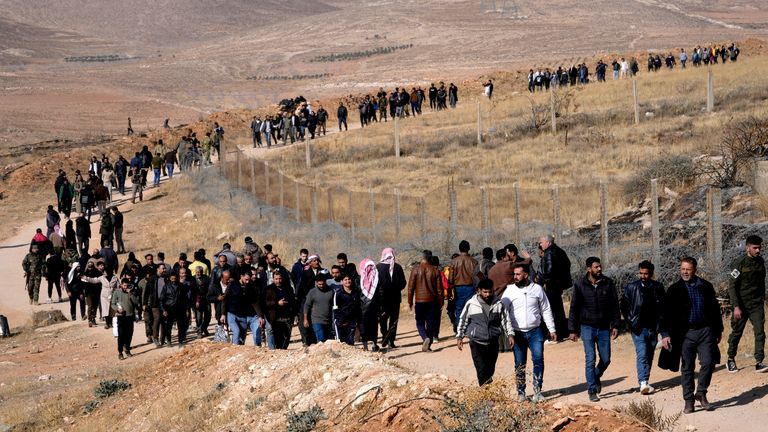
[
  {"x1": 550, "y1": 90, "x2": 557, "y2": 134},
  {"x1": 449, "y1": 179, "x2": 458, "y2": 245},
  {"x1": 295, "y1": 181, "x2": 301, "y2": 223},
  {"x1": 394, "y1": 117, "x2": 400, "y2": 158},
  {"x1": 707, "y1": 187, "x2": 723, "y2": 269},
  {"x1": 279, "y1": 170, "x2": 284, "y2": 208},
  {"x1": 476, "y1": 99, "x2": 482, "y2": 146},
  {"x1": 552, "y1": 184, "x2": 560, "y2": 239},
  {"x1": 310, "y1": 184, "x2": 318, "y2": 224},
  {"x1": 394, "y1": 188, "x2": 401, "y2": 240},
  {"x1": 600, "y1": 181, "x2": 609, "y2": 265},
  {"x1": 236, "y1": 148, "x2": 242, "y2": 188},
  {"x1": 348, "y1": 190, "x2": 355, "y2": 245},
  {"x1": 480, "y1": 187, "x2": 489, "y2": 247},
  {"x1": 420, "y1": 196, "x2": 427, "y2": 245},
  {"x1": 369, "y1": 187, "x2": 376, "y2": 244},
  {"x1": 305, "y1": 139, "x2": 311, "y2": 169},
  {"x1": 707, "y1": 68, "x2": 714, "y2": 113},
  {"x1": 633, "y1": 79, "x2": 640, "y2": 125},
  {"x1": 264, "y1": 162, "x2": 270, "y2": 204},
  {"x1": 219, "y1": 139, "x2": 225, "y2": 176},
  {"x1": 651, "y1": 179, "x2": 661, "y2": 266},
  {"x1": 513, "y1": 182, "x2": 521, "y2": 245},
  {"x1": 250, "y1": 159, "x2": 256, "y2": 196},
  {"x1": 327, "y1": 188, "x2": 335, "y2": 223}
]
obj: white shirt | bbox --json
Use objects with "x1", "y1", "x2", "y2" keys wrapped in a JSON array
[{"x1": 501, "y1": 282, "x2": 555, "y2": 333}]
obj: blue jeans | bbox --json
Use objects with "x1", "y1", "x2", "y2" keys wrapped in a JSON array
[
  {"x1": 166, "y1": 164, "x2": 174, "y2": 179},
  {"x1": 312, "y1": 323, "x2": 331, "y2": 342},
  {"x1": 153, "y1": 168, "x2": 161, "y2": 186},
  {"x1": 631, "y1": 328, "x2": 657, "y2": 384},
  {"x1": 414, "y1": 302, "x2": 437, "y2": 340},
  {"x1": 454, "y1": 285, "x2": 475, "y2": 324},
  {"x1": 512, "y1": 327, "x2": 545, "y2": 395},
  {"x1": 581, "y1": 324, "x2": 611, "y2": 394},
  {"x1": 227, "y1": 313, "x2": 261, "y2": 346},
  {"x1": 263, "y1": 320, "x2": 275, "y2": 349}
]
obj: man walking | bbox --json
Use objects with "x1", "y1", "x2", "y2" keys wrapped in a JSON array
[
  {"x1": 450, "y1": 240, "x2": 478, "y2": 333},
  {"x1": 456, "y1": 279, "x2": 514, "y2": 386},
  {"x1": 726, "y1": 235, "x2": 767, "y2": 372},
  {"x1": 304, "y1": 273, "x2": 334, "y2": 343},
  {"x1": 22, "y1": 244, "x2": 45, "y2": 305},
  {"x1": 377, "y1": 248, "x2": 407, "y2": 348},
  {"x1": 539, "y1": 235, "x2": 571, "y2": 340},
  {"x1": 112, "y1": 277, "x2": 140, "y2": 359},
  {"x1": 111, "y1": 207, "x2": 125, "y2": 253},
  {"x1": 221, "y1": 271, "x2": 262, "y2": 346},
  {"x1": 502, "y1": 264, "x2": 556, "y2": 402},
  {"x1": 337, "y1": 102, "x2": 348, "y2": 131},
  {"x1": 568, "y1": 257, "x2": 620, "y2": 402},
  {"x1": 262, "y1": 270, "x2": 295, "y2": 349},
  {"x1": 659, "y1": 257, "x2": 723, "y2": 414},
  {"x1": 620, "y1": 260, "x2": 666, "y2": 394},
  {"x1": 250, "y1": 116, "x2": 262, "y2": 148},
  {"x1": 408, "y1": 250, "x2": 444, "y2": 351}
]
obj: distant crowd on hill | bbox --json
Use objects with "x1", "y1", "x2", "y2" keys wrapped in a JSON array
[
  {"x1": 525, "y1": 43, "x2": 742, "y2": 92},
  {"x1": 247, "y1": 82, "x2": 460, "y2": 148}
]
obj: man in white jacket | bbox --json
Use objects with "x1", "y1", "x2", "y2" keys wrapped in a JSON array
[{"x1": 501, "y1": 263, "x2": 557, "y2": 402}]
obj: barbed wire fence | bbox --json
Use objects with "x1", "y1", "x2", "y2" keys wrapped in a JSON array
[{"x1": 216, "y1": 136, "x2": 766, "y2": 297}]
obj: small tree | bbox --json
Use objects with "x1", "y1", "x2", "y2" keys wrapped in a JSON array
[{"x1": 697, "y1": 116, "x2": 768, "y2": 188}]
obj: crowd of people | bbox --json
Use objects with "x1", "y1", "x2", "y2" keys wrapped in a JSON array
[
  {"x1": 23, "y1": 209, "x2": 767, "y2": 414},
  {"x1": 247, "y1": 83, "x2": 460, "y2": 149},
  {"x1": 526, "y1": 43, "x2": 741, "y2": 92}
]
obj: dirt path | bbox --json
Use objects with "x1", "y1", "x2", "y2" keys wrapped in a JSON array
[{"x1": 385, "y1": 313, "x2": 768, "y2": 432}]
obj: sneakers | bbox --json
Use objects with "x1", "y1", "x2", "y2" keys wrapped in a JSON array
[
  {"x1": 544, "y1": 340, "x2": 559, "y2": 345},
  {"x1": 595, "y1": 376, "x2": 602, "y2": 395},
  {"x1": 124, "y1": 351, "x2": 133, "y2": 358},
  {"x1": 683, "y1": 400, "x2": 695, "y2": 414},
  {"x1": 727, "y1": 358, "x2": 738, "y2": 373},
  {"x1": 118, "y1": 353, "x2": 125, "y2": 360},
  {"x1": 71, "y1": 315, "x2": 76, "y2": 321},
  {"x1": 517, "y1": 393, "x2": 527, "y2": 402},
  {"x1": 639, "y1": 381, "x2": 654, "y2": 395},
  {"x1": 756, "y1": 362, "x2": 768, "y2": 373},
  {"x1": 695, "y1": 394, "x2": 712, "y2": 411},
  {"x1": 532, "y1": 392, "x2": 544, "y2": 403},
  {"x1": 588, "y1": 392, "x2": 600, "y2": 402},
  {"x1": 421, "y1": 338, "x2": 431, "y2": 352}
]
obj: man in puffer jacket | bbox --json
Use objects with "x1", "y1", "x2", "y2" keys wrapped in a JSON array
[{"x1": 456, "y1": 279, "x2": 514, "y2": 386}]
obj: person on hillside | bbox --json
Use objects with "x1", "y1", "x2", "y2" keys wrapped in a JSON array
[
  {"x1": 483, "y1": 79, "x2": 494, "y2": 99},
  {"x1": 304, "y1": 273, "x2": 334, "y2": 343},
  {"x1": 64, "y1": 220, "x2": 77, "y2": 251},
  {"x1": 191, "y1": 265, "x2": 211, "y2": 337},
  {"x1": 130, "y1": 168, "x2": 143, "y2": 204},
  {"x1": 336, "y1": 253, "x2": 358, "y2": 282},
  {"x1": 212, "y1": 122, "x2": 224, "y2": 157},
  {"x1": 408, "y1": 250, "x2": 443, "y2": 352},
  {"x1": 502, "y1": 263, "x2": 556, "y2": 402},
  {"x1": 449, "y1": 240, "x2": 479, "y2": 333},
  {"x1": 75, "y1": 213, "x2": 90, "y2": 257},
  {"x1": 45, "y1": 252, "x2": 65, "y2": 303},
  {"x1": 250, "y1": 116, "x2": 263, "y2": 148},
  {"x1": 659, "y1": 257, "x2": 723, "y2": 414},
  {"x1": 297, "y1": 255, "x2": 327, "y2": 346},
  {"x1": 377, "y1": 93, "x2": 388, "y2": 122},
  {"x1": 22, "y1": 244, "x2": 45, "y2": 305},
  {"x1": 538, "y1": 235, "x2": 571, "y2": 341},
  {"x1": 316, "y1": 105, "x2": 328, "y2": 136},
  {"x1": 82, "y1": 258, "x2": 104, "y2": 327},
  {"x1": 208, "y1": 256, "x2": 231, "y2": 328},
  {"x1": 359, "y1": 258, "x2": 381, "y2": 351},
  {"x1": 114, "y1": 155, "x2": 128, "y2": 195},
  {"x1": 67, "y1": 263, "x2": 87, "y2": 321},
  {"x1": 58, "y1": 177, "x2": 74, "y2": 219},
  {"x1": 377, "y1": 248, "x2": 407, "y2": 348},
  {"x1": 262, "y1": 270, "x2": 295, "y2": 349},
  {"x1": 291, "y1": 248, "x2": 309, "y2": 288},
  {"x1": 568, "y1": 257, "x2": 620, "y2": 402},
  {"x1": 333, "y1": 273, "x2": 360, "y2": 346},
  {"x1": 620, "y1": 260, "x2": 666, "y2": 395},
  {"x1": 49, "y1": 225, "x2": 66, "y2": 257},
  {"x1": 110, "y1": 207, "x2": 125, "y2": 254},
  {"x1": 479, "y1": 247, "x2": 495, "y2": 279},
  {"x1": 112, "y1": 277, "x2": 140, "y2": 359},
  {"x1": 46, "y1": 205, "x2": 61, "y2": 238},
  {"x1": 726, "y1": 235, "x2": 767, "y2": 373},
  {"x1": 456, "y1": 279, "x2": 514, "y2": 386},
  {"x1": 99, "y1": 210, "x2": 114, "y2": 248},
  {"x1": 337, "y1": 102, "x2": 348, "y2": 131},
  {"x1": 241, "y1": 237, "x2": 263, "y2": 262},
  {"x1": 164, "y1": 148, "x2": 177, "y2": 180},
  {"x1": 221, "y1": 270, "x2": 261, "y2": 345},
  {"x1": 93, "y1": 180, "x2": 108, "y2": 216},
  {"x1": 81, "y1": 260, "x2": 118, "y2": 329},
  {"x1": 160, "y1": 270, "x2": 189, "y2": 347}
]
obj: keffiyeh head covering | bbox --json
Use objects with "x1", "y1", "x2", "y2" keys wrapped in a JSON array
[
  {"x1": 380, "y1": 248, "x2": 395, "y2": 276},
  {"x1": 304, "y1": 254, "x2": 319, "y2": 270},
  {"x1": 359, "y1": 258, "x2": 379, "y2": 301}
]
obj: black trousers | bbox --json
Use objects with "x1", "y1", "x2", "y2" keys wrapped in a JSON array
[
  {"x1": 297, "y1": 298, "x2": 317, "y2": 346},
  {"x1": 681, "y1": 327, "x2": 717, "y2": 401},
  {"x1": 379, "y1": 302, "x2": 400, "y2": 345},
  {"x1": 195, "y1": 303, "x2": 211, "y2": 335},
  {"x1": 163, "y1": 307, "x2": 188, "y2": 344},
  {"x1": 470, "y1": 339, "x2": 500, "y2": 385},
  {"x1": 545, "y1": 287, "x2": 568, "y2": 339},
  {"x1": 271, "y1": 320, "x2": 292, "y2": 349},
  {"x1": 69, "y1": 292, "x2": 85, "y2": 319},
  {"x1": 47, "y1": 277, "x2": 62, "y2": 298},
  {"x1": 117, "y1": 315, "x2": 134, "y2": 354}
]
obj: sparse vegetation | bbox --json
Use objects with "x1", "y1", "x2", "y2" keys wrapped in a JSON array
[
  {"x1": 64, "y1": 54, "x2": 132, "y2": 62},
  {"x1": 623, "y1": 154, "x2": 696, "y2": 202},
  {"x1": 615, "y1": 399, "x2": 681, "y2": 432},
  {"x1": 696, "y1": 115, "x2": 768, "y2": 188},
  {"x1": 94, "y1": 379, "x2": 131, "y2": 398},
  {"x1": 286, "y1": 405, "x2": 326, "y2": 432},
  {"x1": 433, "y1": 381, "x2": 544, "y2": 432},
  {"x1": 247, "y1": 73, "x2": 332, "y2": 81},
  {"x1": 309, "y1": 44, "x2": 414, "y2": 62}
]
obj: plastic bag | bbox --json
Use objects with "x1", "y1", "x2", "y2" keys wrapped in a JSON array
[
  {"x1": 112, "y1": 316, "x2": 118, "y2": 337},
  {"x1": 212, "y1": 324, "x2": 230, "y2": 343}
]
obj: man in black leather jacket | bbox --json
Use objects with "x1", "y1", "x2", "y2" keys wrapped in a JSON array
[
  {"x1": 538, "y1": 234, "x2": 571, "y2": 340},
  {"x1": 620, "y1": 260, "x2": 666, "y2": 395}
]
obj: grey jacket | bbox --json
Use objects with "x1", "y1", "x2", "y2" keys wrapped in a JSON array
[{"x1": 456, "y1": 294, "x2": 514, "y2": 344}]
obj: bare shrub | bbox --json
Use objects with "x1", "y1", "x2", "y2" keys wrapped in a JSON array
[
  {"x1": 615, "y1": 399, "x2": 681, "y2": 431},
  {"x1": 623, "y1": 154, "x2": 696, "y2": 202},
  {"x1": 696, "y1": 116, "x2": 768, "y2": 188}
]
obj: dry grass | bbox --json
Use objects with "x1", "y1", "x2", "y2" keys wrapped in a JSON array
[{"x1": 249, "y1": 56, "x2": 768, "y2": 227}]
